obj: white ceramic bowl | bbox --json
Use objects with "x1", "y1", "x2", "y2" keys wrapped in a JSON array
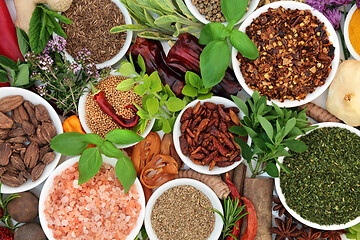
[
  {"x1": 145, "y1": 178, "x2": 223, "y2": 240},
  {"x1": 62, "y1": 0, "x2": 133, "y2": 68},
  {"x1": 231, "y1": 1, "x2": 340, "y2": 108},
  {"x1": 173, "y1": 96, "x2": 251, "y2": 175},
  {"x1": 78, "y1": 72, "x2": 155, "y2": 148},
  {"x1": 344, "y1": 4, "x2": 360, "y2": 61},
  {"x1": 275, "y1": 122, "x2": 360, "y2": 230},
  {"x1": 39, "y1": 155, "x2": 146, "y2": 240},
  {"x1": 185, "y1": 0, "x2": 260, "y2": 25},
  {"x1": 0, "y1": 87, "x2": 62, "y2": 194}
]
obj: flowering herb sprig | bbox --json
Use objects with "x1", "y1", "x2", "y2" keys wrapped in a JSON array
[
  {"x1": 306, "y1": 0, "x2": 359, "y2": 60},
  {"x1": 25, "y1": 37, "x2": 111, "y2": 116},
  {"x1": 0, "y1": 183, "x2": 20, "y2": 232}
]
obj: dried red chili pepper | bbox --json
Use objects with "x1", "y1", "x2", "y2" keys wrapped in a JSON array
[
  {"x1": 128, "y1": 37, "x2": 185, "y2": 97},
  {"x1": 0, "y1": 0, "x2": 24, "y2": 62},
  {"x1": 226, "y1": 173, "x2": 242, "y2": 240},
  {"x1": 240, "y1": 197, "x2": 258, "y2": 240},
  {"x1": 166, "y1": 33, "x2": 241, "y2": 98},
  {"x1": 90, "y1": 83, "x2": 139, "y2": 128}
]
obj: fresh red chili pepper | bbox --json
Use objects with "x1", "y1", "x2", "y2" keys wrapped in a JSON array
[
  {"x1": 91, "y1": 83, "x2": 139, "y2": 128},
  {"x1": 226, "y1": 173, "x2": 242, "y2": 240},
  {"x1": 0, "y1": 82, "x2": 10, "y2": 87},
  {"x1": 240, "y1": 197, "x2": 258, "y2": 240},
  {"x1": 0, "y1": 0, "x2": 24, "y2": 62}
]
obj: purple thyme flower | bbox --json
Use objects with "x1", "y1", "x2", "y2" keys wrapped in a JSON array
[{"x1": 323, "y1": 7, "x2": 342, "y2": 30}]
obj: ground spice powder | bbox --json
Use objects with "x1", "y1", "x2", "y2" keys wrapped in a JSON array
[
  {"x1": 349, "y1": 8, "x2": 360, "y2": 56},
  {"x1": 151, "y1": 185, "x2": 215, "y2": 240}
]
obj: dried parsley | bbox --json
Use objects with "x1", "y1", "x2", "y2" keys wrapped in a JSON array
[{"x1": 280, "y1": 127, "x2": 360, "y2": 226}]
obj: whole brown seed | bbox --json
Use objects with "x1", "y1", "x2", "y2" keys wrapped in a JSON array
[
  {"x1": 34, "y1": 105, "x2": 50, "y2": 122},
  {"x1": 22, "y1": 121, "x2": 35, "y2": 136},
  {"x1": 8, "y1": 128, "x2": 26, "y2": 138},
  {"x1": 31, "y1": 163, "x2": 45, "y2": 181},
  {"x1": 0, "y1": 112, "x2": 14, "y2": 129},
  {"x1": 41, "y1": 152, "x2": 55, "y2": 165},
  {"x1": 24, "y1": 142, "x2": 39, "y2": 169},
  {"x1": 0, "y1": 95, "x2": 23, "y2": 113},
  {"x1": 0, "y1": 142, "x2": 12, "y2": 166},
  {"x1": 10, "y1": 154, "x2": 25, "y2": 171},
  {"x1": 1, "y1": 173, "x2": 22, "y2": 187}
]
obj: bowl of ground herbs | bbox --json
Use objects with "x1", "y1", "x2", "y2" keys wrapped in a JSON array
[
  {"x1": 275, "y1": 122, "x2": 360, "y2": 230},
  {"x1": 145, "y1": 178, "x2": 223, "y2": 240},
  {"x1": 60, "y1": 0, "x2": 132, "y2": 68},
  {"x1": 232, "y1": 1, "x2": 340, "y2": 108}
]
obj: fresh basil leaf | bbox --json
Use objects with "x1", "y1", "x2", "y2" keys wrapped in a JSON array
[
  {"x1": 221, "y1": 0, "x2": 247, "y2": 24},
  {"x1": 50, "y1": 132, "x2": 88, "y2": 156},
  {"x1": 265, "y1": 162, "x2": 279, "y2": 178},
  {"x1": 115, "y1": 155, "x2": 137, "y2": 194},
  {"x1": 12, "y1": 64, "x2": 30, "y2": 87},
  {"x1": 284, "y1": 139, "x2": 308, "y2": 153},
  {"x1": 149, "y1": 72, "x2": 162, "y2": 93},
  {"x1": 200, "y1": 40, "x2": 230, "y2": 88},
  {"x1": 199, "y1": 22, "x2": 229, "y2": 45},
  {"x1": 272, "y1": 102, "x2": 284, "y2": 118},
  {"x1": 105, "y1": 129, "x2": 144, "y2": 145},
  {"x1": 229, "y1": 30, "x2": 259, "y2": 60},
  {"x1": 146, "y1": 98, "x2": 159, "y2": 116},
  {"x1": 182, "y1": 85, "x2": 197, "y2": 97},
  {"x1": 0, "y1": 56, "x2": 18, "y2": 71},
  {"x1": 117, "y1": 78, "x2": 136, "y2": 91},
  {"x1": 78, "y1": 147, "x2": 102, "y2": 184},
  {"x1": 231, "y1": 95, "x2": 248, "y2": 116},
  {"x1": 197, "y1": 92, "x2": 213, "y2": 100},
  {"x1": 100, "y1": 141, "x2": 123, "y2": 159},
  {"x1": 233, "y1": 137, "x2": 252, "y2": 161},
  {"x1": 258, "y1": 115, "x2": 274, "y2": 140},
  {"x1": 81, "y1": 133, "x2": 104, "y2": 146},
  {"x1": 16, "y1": 27, "x2": 29, "y2": 56},
  {"x1": 111, "y1": 24, "x2": 146, "y2": 33},
  {"x1": 229, "y1": 125, "x2": 247, "y2": 136},
  {"x1": 166, "y1": 97, "x2": 185, "y2": 112}
]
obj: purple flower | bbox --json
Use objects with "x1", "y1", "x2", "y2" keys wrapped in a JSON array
[
  {"x1": 323, "y1": 7, "x2": 342, "y2": 30},
  {"x1": 357, "y1": 0, "x2": 360, "y2": 8},
  {"x1": 328, "y1": 0, "x2": 352, "y2": 6},
  {"x1": 306, "y1": 0, "x2": 330, "y2": 12}
]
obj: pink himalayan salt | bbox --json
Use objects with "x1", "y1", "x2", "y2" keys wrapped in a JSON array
[{"x1": 44, "y1": 163, "x2": 141, "y2": 240}]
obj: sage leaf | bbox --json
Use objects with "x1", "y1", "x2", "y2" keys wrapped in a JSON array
[
  {"x1": 137, "y1": 31, "x2": 173, "y2": 41},
  {"x1": 284, "y1": 139, "x2": 308, "y2": 153},
  {"x1": 173, "y1": 0, "x2": 196, "y2": 20},
  {"x1": 166, "y1": 97, "x2": 185, "y2": 112},
  {"x1": 12, "y1": 64, "x2": 30, "y2": 87},
  {"x1": 154, "y1": 15, "x2": 179, "y2": 26},
  {"x1": 105, "y1": 129, "x2": 144, "y2": 145},
  {"x1": 110, "y1": 24, "x2": 145, "y2": 33},
  {"x1": 78, "y1": 147, "x2": 102, "y2": 184},
  {"x1": 252, "y1": 137, "x2": 267, "y2": 151},
  {"x1": 231, "y1": 95, "x2": 248, "y2": 116},
  {"x1": 117, "y1": 78, "x2": 136, "y2": 91},
  {"x1": 199, "y1": 22, "x2": 229, "y2": 45},
  {"x1": 81, "y1": 133, "x2": 104, "y2": 146},
  {"x1": 182, "y1": 85, "x2": 197, "y2": 97},
  {"x1": 16, "y1": 28, "x2": 29, "y2": 56},
  {"x1": 234, "y1": 137, "x2": 252, "y2": 161},
  {"x1": 0, "y1": 56, "x2": 18, "y2": 71},
  {"x1": 283, "y1": 118, "x2": 296, "y2": 138},
  {"x1": 115, "y1": 155, "x2": 137, "y2": 194},
  {"x1": 258, "y1": 115, "x2": 274, "y2": 140},
  {"x1": 220, "y1": 0, "x2": 247, "y2": 23},
  {"x1": 265, "y1": 162, "x2": 279, "y2": 178},
  {"x1": 50, "y1": 132, "x2": 88, "y2": 156},
  {"x1": 200, "y1": 40, "x2": 230, "y2": 88},
  {"x1": 152, "y1": 0, "x2": 176, "y2": 14},
  {"x1": 229, "y1": 30, "x2": 259, "y2": 60},
  {"x1": 146, "y1": 98, "x2": 159, "y2": 116},
  {"x1": 100, "y1": 141, "x2": 123, "y2": 159}
]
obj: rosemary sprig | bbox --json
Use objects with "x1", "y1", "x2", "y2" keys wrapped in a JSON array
[
  {"x1": 0, "y1": 183, "x2": 21, "y2": 231},
  {"x1": 212, "y1": 197, "x2": 248, "y2": 240}
]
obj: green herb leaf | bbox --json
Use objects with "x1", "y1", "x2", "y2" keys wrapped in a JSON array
[
  {"x1": 229, "y1": 126, "x2": 247, "y2": 136},
  {"x1": 146, "y1": 98, "x2": 159, "y2": 116},
  {"x1": 105, "y1": 129, "x2": 144, "y2": 145},
  {"x1": 161, "y1": 117, "x2": 172, "y2": 133},
  {"x1": 0, "y1": 56, "x2": 18, "y2": 71},
  {"x1": 220, "y1": 0, "x2": 247, "y2": 23},
  {"x1": 283, "y1": 117, "x2": 296, "y2": 138},
  {"x1": 38, "y1": 5, "x2": 72, "y2": 24},
  {"x1": 284, "y1": 139, "x2": 308, "y2": 153},
  {"x1": 258, "y1": 115, "x2": 274, "y2": 140},
  {"x1": 231, "y1": 95, "x2": 248, "y2": 116},
  {"x1": 234, "y1": 137, "x2": 252, "y2": 161},
  {"x1": 229, "y1": 30, "x2": 259, "y2": 60},
  {"x1": 100, "y1": 141, "x2": 123, "y2": 159},
  {"x1": 200, "y1": 40, "x2": 230, "y2": 88},
  {"x1": 81, "y1": 133, "x2": 104, "y2": 146},
  {"x1": 118, "y1": 61, "x2": 137, "y2": 76},
  {"x1": 134, "y1": 83, "x2": 148, "y2": 96},
  {"x1": 186, "y1": 71, "x2": 203, "y2": 89},
  {"x1": 199, "y1": 22, "x2": 229, "y2": 45},
  {"x1": 50, "y1": 132, "x2": 88, "y2": 156},
  {"x1": 111, "y1": 24, "x2": 146, "y2": 33},
  {"x1": 166, "y1": 97, "x2": 185, "y2": 112},
  {"x1": 116, "y1": 78, "x2": 136, "y2": 91},
  {"x1": 16, "y1": 27, "x2": 29, "y2": 56},
  {"x1": 182, "y1": 85, "x2": 197, "y2": 97},
  {"x1": 197, "y1": 92, "x2": 213, "y2": 100},
  {"x1": 265, "y1": 162, "x2": 279, "y2": 177},
  {"x1": 149, "y1": 72, "x2": 162, "y2": 93},
  {"x1": 137, "y1": 54, "x2": 146, "y2": 73},
  {"x1": 78, "y1": 147, "x2": 102, "y2": 184},
  {"x1": 12, "y1": 64, "x2": 30, "y2": 87},
  {"x1": 115, "y1": 155, "x2": 137, "y2": 194},
  {"x1": 29, "y1": 7, "x2": 44, "y2": 54}
]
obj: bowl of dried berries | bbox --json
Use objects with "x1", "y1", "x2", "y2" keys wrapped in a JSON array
[
  {"x1": 185, "y1": 0, "x2": 260, "y2": 25},
  {"x1": 231, "y1": 1, "x2": 340, "y2": 108},
  {"x1": 275, "y1": 122, "x2": 360, "y2": 230},
  {"x1": 173, "y1": 96, "x2": 251, "y2": 175},
  {"x1": 78, "y1": 72, "x2": 155, "y2": 148},
  {"x1": 60, "y1": 0, "x2": 133, "y2": 68},
  {"x1": 0, "y1": 87, "x2": 62, "y2": 194},
  {"x1": 39, "y1": 155, "x2": 146, "y2": 240},
  {"x1": 144, "y1": 178, "x2": 223, "y2": 240}
]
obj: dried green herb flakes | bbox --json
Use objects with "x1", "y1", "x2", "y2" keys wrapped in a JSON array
[{"x1": 280, "y1": 127, "x2": 360, "y2": 226}]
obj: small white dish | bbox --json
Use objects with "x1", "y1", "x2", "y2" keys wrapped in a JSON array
[
  {"x1": 0, "y1": 87, "x2": 62, "y2": 194},
  {"x1": 185, "y1": 0, "x2": 260, "y2": 25},
  {"x1": 61, "y1": 0, "x2": 133, "y2": 68},
  {"x1": 344, "y1": 4, "x2": 360, "y2": 61},
  {"x1": 231, "y1": 1, "x2": 340, "y2": 108},
  {"x1": 39, "y1": 155, "x2": 146, "y2": 240},
  {"x1": 145, "y1": 178, "x2": 223, "y2": 240},
  {"x1": 173, "y1": 96, "x2": 251, "y2": 175},
  {"x1": 275, "y1": 122, "x2": 360, "y2": 230},
  {"x1": 78, "y1": 72, "x2": 155, "y2": 148}
]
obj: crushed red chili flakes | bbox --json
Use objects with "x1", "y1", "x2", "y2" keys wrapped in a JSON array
[{"x1": 237, "y1": 7, "x2": 335, "y2": 102}]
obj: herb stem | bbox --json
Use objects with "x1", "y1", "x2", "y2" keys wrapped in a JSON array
[{"x1": 338, "y1": 12, "x2": 350, "y2": 60}]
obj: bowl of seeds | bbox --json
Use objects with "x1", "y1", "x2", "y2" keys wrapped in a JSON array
[
  {"x1": 145, "y1": 178, "x2": 223, "y2": 240},
  {"x1": 231, "y1": 1, "x2": 340, "y2": 108},
  {"x1": 78, "y1": 72, "x2": 155, "y2": 148},
  {"x1": 275, "y1": 122, "x2": 360, "y2": 230},
  {"x1": 185, "y1": 0, "x2": 260, "y2": 24},
  {"x1": 60, "y1": 0, "x2": 133, "y2": 68}
]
